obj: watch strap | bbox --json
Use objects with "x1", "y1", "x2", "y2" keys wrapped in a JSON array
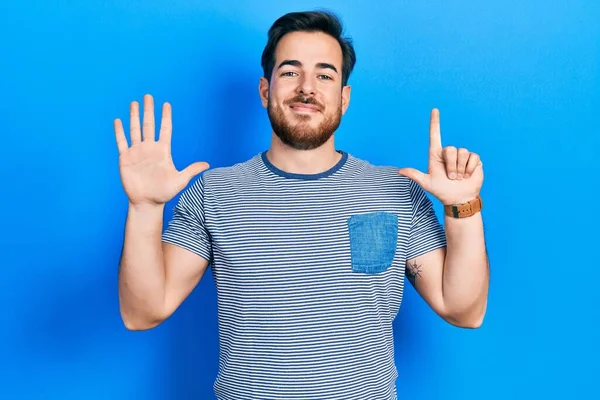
[{"x1": 444, "y1": 196, "x2": 483, "y2": 218}]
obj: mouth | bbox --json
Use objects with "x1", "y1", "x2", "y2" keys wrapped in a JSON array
[{"x1": 289, "y1": 103, "x2": 321, "y2": 113}]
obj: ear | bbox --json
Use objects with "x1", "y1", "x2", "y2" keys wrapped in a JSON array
[
  {"x1": 341, "y1": 85, "x2": 351, "y2": 115},
  {"x1": 259, "y1": 77, "x2": 269, "y2": 109}
]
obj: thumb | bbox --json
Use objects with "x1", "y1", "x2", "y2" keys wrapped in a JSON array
[
  {"x1": 398, "y1": 167, "x2": 429, "y2": 189},
  {"x1": 181, "y1": 161, "x2": 210, "y2": 182}
]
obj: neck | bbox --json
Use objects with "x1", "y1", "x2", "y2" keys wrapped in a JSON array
[{"x1": 266, "y1": 134, "x2": 341, "y2": 175}]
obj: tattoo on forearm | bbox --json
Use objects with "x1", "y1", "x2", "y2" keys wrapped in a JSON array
[{"x1": 406, "y1": 260, "x2": 422, "y2": 286}]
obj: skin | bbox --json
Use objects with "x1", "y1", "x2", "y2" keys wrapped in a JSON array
[
  {"x1": 114, "y1": 30, "x2": 489, "y2": 330},
  {"x1": 258, "y1": 31, "x2": 351, "y2": 176},
  {"x1": 399, "y1": 109, "x2": 489, "y2": 328},
  {"x1": 115, "y1": 98, "x2": 211, "y2": 330}
]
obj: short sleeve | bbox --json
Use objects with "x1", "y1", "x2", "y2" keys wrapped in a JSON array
[
  {"x1": 406, "y1": 180, "x2": 447, "y2": 260},
  {"x1": 162, "y1": 175, "x2": 213, "y2": 263}
]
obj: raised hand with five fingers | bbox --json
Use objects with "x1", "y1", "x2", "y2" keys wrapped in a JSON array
[
  {"x1": 398, "y1": 109, "x2": 484, "y2": 206},
  {"x1": 114, "y1": 94, "x2": 210, "y2": 207}
]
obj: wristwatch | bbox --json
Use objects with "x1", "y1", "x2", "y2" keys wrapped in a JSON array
[{"x1": 444, "y1": 196, "x2": 483, "y2": 218}]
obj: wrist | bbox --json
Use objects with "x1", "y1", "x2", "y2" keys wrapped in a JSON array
[
  {"x1": 441, "y1": 194, "x2": 479, "y2": 206},
  {"x1": 128, "y1": 201, "x2": 165, "y2": 214}
]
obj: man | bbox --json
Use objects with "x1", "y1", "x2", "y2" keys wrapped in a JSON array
[{"x1": 114, "y1": 10, "x2": 489, "y2": 400}]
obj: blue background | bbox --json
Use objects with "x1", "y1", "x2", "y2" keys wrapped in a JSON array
[{"x1": 1, "y1": 0, "x2": 598, "y2": 399}]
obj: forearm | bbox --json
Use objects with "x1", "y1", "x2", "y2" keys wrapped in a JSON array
[
  {"x1": 118, "y1": 203, "x2": 167, "y2": 329},
  {"x1": 442, "y1": 211, "x2": 489, "y2": 324}
]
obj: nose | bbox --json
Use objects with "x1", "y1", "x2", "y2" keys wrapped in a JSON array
[{"x1": 296, "y1": 74, "x2": 316, "y2": 96}]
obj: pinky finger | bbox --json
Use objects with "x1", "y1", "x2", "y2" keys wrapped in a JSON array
[
  {"x1": 464, "y1": 153, "x2": 481, "y2": 177},
  {"x1": 114, "y1": 118, "x2": 129, "y2": 154}
]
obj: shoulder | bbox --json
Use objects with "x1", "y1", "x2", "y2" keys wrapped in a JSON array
[
  {"x1": 336, "y1": 153, "x2": 424, "y2": 217},
  {"x1": 186, "y1": 153, "x2": 263, "y2": 198},
  {"x1": 205, "y1": 152, "x2": 261, "y2": 179},
  {"x1": 345, "y1": 152, "x2": 413, "y2": 192}
]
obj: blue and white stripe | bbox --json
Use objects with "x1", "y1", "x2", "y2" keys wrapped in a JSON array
[{"x1": 162, "y1": 150, "x2": 446, "y2": 400}]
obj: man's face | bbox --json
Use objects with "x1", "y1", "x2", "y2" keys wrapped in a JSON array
[{"x1": 260, "y1": 31, "x2": 351, "y2": 150}]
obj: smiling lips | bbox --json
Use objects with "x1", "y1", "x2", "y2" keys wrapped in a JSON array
[{"x1": 289, "y1": 103, "x2": 321, "y2": 113}]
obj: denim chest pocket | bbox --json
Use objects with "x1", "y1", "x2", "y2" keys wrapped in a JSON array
[{"x1": 347, "y1": 212, "x2": 398, "y2": 274}]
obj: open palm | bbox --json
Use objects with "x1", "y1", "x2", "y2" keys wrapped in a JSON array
[{"x1": 114, "y1": 94, "x2": 209, "y2": 206}]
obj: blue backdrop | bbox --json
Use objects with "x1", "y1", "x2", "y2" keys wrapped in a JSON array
[{"x1": 1, "y1": 1, "x2": 598, "y2": 399}]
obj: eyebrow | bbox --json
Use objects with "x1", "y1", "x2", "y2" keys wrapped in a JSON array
[{"x1": 277, "y1": 59, "x2": 338, "y2": 74}]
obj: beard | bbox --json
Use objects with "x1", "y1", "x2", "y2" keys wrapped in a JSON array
[{"x1": 267, "y1": 94, "x2": 342, "y2": 150}]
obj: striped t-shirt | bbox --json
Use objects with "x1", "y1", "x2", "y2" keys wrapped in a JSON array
[{"x1": 162, "y1": 150, "x2": 447, "y2": 400}]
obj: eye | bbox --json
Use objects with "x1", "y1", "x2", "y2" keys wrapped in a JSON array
[
  {"x1": 281, "y1": 71, "x2": 297, "y2": 77},
  {"x1": 318, "y1": 75, "x2": 333, "y2": 80}
]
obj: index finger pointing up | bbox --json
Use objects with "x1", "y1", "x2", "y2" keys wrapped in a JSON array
[{"x1": 429, "y1": 108, "x2": 442, "y2": 152}]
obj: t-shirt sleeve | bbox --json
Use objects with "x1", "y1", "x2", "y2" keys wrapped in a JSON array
[
  {"x1": 405, "y1": 179, "x2": 447, "y2": 260},
  {"x1": 162, "y1": 175, "x2": 213, "y2": 263}
]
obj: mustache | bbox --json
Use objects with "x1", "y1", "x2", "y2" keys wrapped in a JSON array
[{"x1": 284, "y1": 95, "x2": 323, "y2": 110}]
